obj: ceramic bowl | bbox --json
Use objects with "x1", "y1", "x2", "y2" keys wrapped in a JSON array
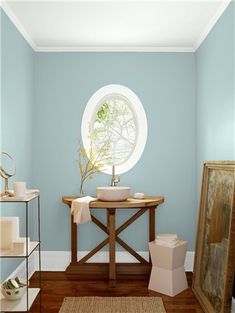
[
  {"x1": 96, "y1": 186, "x2": 131, "y2": 201},
  {"x1": 1, "y1": 281, "x2": 27, "y2": 301}
]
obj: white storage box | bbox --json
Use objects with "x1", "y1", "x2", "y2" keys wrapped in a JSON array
[{"x1": 0, "y1": 217, "x2": 19, "y2": 250}]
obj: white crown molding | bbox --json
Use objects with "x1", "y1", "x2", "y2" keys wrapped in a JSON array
[
  {"x1": 0, "y1": 0, "x2": 224, "y2": 3},
  {"x1": 0, "y1": 0, "x2": 37, "y2": 51},
  {"x1": 35, "y1": 46, "x2": 195, "y2": 52},
  {"x1": 194, "y1": 0, "x2": 231, "y2": 50},
  {"x1": 0, "y1": 0, "x2": 194, "y2": 53},
  {"x1": 0, "y1": 0, "x2": 195, "y2": 53},
  {"x1": 0, "y1": 0, "x2": 231, "y2": 53}
]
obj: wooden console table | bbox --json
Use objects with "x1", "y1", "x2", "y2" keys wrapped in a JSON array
[{"x1": 62, "y1": 196, "x2": 164, "y2": 281}]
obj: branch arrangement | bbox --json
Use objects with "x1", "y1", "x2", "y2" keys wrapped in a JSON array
[{"x1": 77, "y1": 137, "x2": 111, "y2": 196}]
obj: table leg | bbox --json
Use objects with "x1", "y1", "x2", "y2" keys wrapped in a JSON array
[
  {"x1": 71, "y1": 215, "x2": 77, "y2": 264},
  {"x1": 149, "y1": 206, "x2": 156, "y2": 263},
  {"x1": 108, "y1": 208, "x2": 116, "y2": 281}
]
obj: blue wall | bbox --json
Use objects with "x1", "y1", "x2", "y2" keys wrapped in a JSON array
[
  {"x1": 196, "y1": 2, "x2": 235, "y2": 190},
  {"x1": 1, "y1": 1, "x2": 234, "y2": 280},
  {"x1": 1, "y1": 10, "x2": 34, "y2": 182},
  {"x1": 34, "y1": 52, "x2": 196, "y2": 251},
  {"x1": 0, "y1": 9, "x2": 34, "y2": 281}
]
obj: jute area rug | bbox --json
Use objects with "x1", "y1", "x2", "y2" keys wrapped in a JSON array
[{"x1": 59, "y1": 296, "x2": 166, "y2": 313}]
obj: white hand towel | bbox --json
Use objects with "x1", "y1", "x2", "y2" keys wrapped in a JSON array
[
  {"x1": 156, "y1": 233, "x2": 178, "y2": 240},
  {"x1": 71, "y1": 196, "x2": 97, "y2": 224},
  {"x1": 155, "y1": 239, "x2": 179, "y2": 247},
  {"x1": 155, "y1": 233, "x2": 179, "y2": 247}
]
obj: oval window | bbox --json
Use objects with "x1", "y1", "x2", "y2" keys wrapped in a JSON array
[{"x1": 81, "y1": 85, "x2": 147, "y2": 175}]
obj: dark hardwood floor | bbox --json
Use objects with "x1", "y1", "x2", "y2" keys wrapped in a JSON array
[{"x1": 30, "y1": 271, "x2": 203, "y2": 313}]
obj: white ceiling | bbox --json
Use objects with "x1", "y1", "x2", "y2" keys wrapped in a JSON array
[{"x1": 1, "y1": 0, "x2": 231, "y2": 52}]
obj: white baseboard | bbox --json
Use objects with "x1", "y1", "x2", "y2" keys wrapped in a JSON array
[
  {"x1": 184, "y1": 251, "x2": 194, "y2": 271},
  {"x1": 232, "y1": 297, "x2": 235, "y2": 313},
  {"x1": 8, "y1": 250, "x2": 195, "y2": 282},
  {"x1": 40, "y1": 250, "x2": 195, "y2": 272}
]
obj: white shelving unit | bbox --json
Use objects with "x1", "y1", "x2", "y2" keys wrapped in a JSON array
[{"x1": 0, "y1": 190, "x2": 41, "y2": 312}]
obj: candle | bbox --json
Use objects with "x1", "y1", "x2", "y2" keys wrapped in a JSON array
[{"x1": 13, "y1": 181, "x2": 26, "y2": 197}]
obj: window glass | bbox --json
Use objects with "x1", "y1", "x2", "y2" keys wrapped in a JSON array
[
  {"x1": 93, "y1": 94, "x2": 137, "y2": 166},
  {"x1": 82, "y1": 85, "x2": 147, "y2": 175}
]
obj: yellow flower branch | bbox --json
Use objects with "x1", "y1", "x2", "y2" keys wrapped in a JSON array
[{"x1": 77, "y1": 136, "x2": 111, "y2": 196}]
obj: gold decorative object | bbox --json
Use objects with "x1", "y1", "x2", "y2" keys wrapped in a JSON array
[{"x1": 0, "y1": 152, "x2": 16, "y2": 197}]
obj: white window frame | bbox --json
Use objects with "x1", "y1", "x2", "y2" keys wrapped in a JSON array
[{"x1": 81, "y1": 84, "x2": 148, "y2": 175}]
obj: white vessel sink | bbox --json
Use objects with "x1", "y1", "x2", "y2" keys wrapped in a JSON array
[{"x1": 96, "y1": 186, "x2": 131, "y2": 202}]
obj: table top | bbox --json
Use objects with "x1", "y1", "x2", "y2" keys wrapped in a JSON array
[{"x1": 62, "y1": 196, "x2": 164, "y2": 209}]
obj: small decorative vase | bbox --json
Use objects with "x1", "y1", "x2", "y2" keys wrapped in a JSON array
[{"x1": 79, "y1": 182, "x2": 86, "y2": 197}]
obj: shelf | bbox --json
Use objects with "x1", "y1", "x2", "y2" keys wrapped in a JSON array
[
  {"x1": 0, "y1": 189, "x2": 41, "y2": 312},
  {"x1": 0, "y1": 241, "x2": 39, "y2": 258},
  {"x1": 0, "y1": 190, "x2": 40, "y2": 202},
  {"x1": 0, "y1": 288, "x2": 40, "y2": 312}
]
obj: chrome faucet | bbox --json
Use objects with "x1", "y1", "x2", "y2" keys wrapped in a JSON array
[{"x1": 111, "y1": 165, "x2": 120, "y2": 187}]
